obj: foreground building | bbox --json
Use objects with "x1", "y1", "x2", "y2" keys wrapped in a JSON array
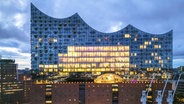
[
  {"x1": 31, "y1": 4, "x2": 172, "y2": 77},
  {"x1": 0, "y1": 59, "x2": 24, "y2": 103},
  {"x1": 29, "y1": 81, "x2": 172, "y2": 104},
  {"x1": 0, "y1": 59, "x2": 17, "y2": 81}
]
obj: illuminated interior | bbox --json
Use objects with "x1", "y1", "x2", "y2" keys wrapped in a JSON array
[
  {"x1": 59, "y1": 46, "x2": 129, "y2": 72},
  {"x1": 94, "y1": 73, "x2": 123, "y2": 83},
  {"x1": 39, "y1": 46, "x2": 129, "y2": 74}
]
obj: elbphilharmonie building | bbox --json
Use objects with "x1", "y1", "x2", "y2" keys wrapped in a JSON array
[{"x1": 31, "y1": 4, "x2": 172, "y2": 77}]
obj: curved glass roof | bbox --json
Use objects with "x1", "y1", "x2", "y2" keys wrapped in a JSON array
[{"x1": 31, "y1": 3, "x2": 171, "y2": 35}]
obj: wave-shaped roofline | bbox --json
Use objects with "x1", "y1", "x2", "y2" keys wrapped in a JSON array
[{"x1": 31, "y1": 3, "x2": 172, "y2": 35}]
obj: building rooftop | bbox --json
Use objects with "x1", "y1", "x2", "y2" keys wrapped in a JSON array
[{"x1": 31, "y1": 3, "x2": 172, "y2": 35}]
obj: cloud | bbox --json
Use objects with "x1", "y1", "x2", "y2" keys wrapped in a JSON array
[
  {"x1": 108, "y1": 22, "x2": 124, "y2": 32},
  {"x1": 14, "y1": 13, "x2": 26, "y2": 29},
  {"x1": 0, "y1": 0, "x2": 30, "y2": 69},
  {"x1": 0, "y1": 47, "x2": 30, "y2": 69},
  {"x1": 0, "y1": 23, "x2": 29, "y2": 42}
]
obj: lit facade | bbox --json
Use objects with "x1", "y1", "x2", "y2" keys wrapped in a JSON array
[{"x1": 31, "y1": 4, "x2": 172, "y2": 76}]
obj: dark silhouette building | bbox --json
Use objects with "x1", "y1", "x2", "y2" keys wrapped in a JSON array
[{"x1": 0, "y1": 59, "x2": 24, "y2": 104}]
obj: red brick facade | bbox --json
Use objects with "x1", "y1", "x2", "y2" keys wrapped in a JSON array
[{"x1": 28, "y1": 81, "x2": 172, "y2": 104}]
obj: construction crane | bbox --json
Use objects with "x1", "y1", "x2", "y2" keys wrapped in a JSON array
[
  {"x1": 141, "y1": 73, "x2": 155, "y2": 104},
  {"x1": 167, "y1": 72, "x2": 183, "y2": 104},
  {"x1": 156, "y1": 73, "x2": 169, "y2": 104}
]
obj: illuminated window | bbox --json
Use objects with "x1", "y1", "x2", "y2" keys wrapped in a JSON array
[
  {"x1": 149, "y1": 42, "x2": 151, "y2": 45},
  {"x1": 58, "y1": 46, "x2": 130, "y2": 73},
  {"x1": 140, "y1": 45, "x2": 146, "y2": 49},
  {"x1": 151, "y1": 53, "x2": 154, "y2": 56},
  {"x1": 144, "y1": 41, "x2": 149, "y2": 45},
  {"x1": 154, "y1": 45, "x2": 159, "y2": 48},
  {"x1": 112, "y1": 88, "x2": 118, "y2": 92},
  {"x1": 53, "y1": 65, "x2": 57, "y2": 68},
  {"x1": 144, "y1": 45, "x2": 147, "y2": 49},
  {"x1": 149, "y1": 60, "x2": 151, "y2": 63},
  {"x1": 38, "y1": 38, "x2": 42, "y2": 42},
  {"x1": 45, "y1": 65, "x2": 49, "y2": 68},
  {"x1": 145, "y1": 60, "x2": 148, "y2": 64},
  {"x1": 159, "y1": 45, "x2": 161, "y2": 48},
  {"x1": 53, "y1": 38, "x2": 57, "y2": 42},
  {"x1": 140, "y1": 45, "x2": 143, "y2": 49},
  {"x1": 152, "y1": 37, "x2": 158, "y2": 41},
  {"x1": 134, "y1": 38, "x2": 137, "y2": 41},
  {"x1": 134, "y1": 53, "x2": 137, "y2": 56},
  {"x1": 48, "y1": 69, "x2": 53, "y2": 72},
  {"x1": 147, "y1": 68, "x2": 153, "y2": 71},
  {"x1": 130, "y1": 71, "x2": 135, "y2": 75},
  {"x1": 125, "y1": 46, "x2": 129, "y2": 50},
  {"x1": 46, "y1": 92, "x2": 52, "y2": 95},
  {"x1": 159, "y1": 60, "x2": 163, "y2": 64},
  {"x1": 131, "y1": 53, "x2": 137, "y2": 56},
  {"x1": 45, "y1": 101, "x2": 52, "y2": 103},
  {"x1": 155, "y1": 56, "x2": 159, "y2": 60},
  {"x1": 124, "y1": 34, "x2": 131, "y2": 38},
  {"x1": 54, "y1": 69, "x2": 58, "y2": 72},
  {"x1": 39, "y1": 64, "x2": 44, "y2": 68},
  {"x1": 159, "y1": 56, "x2": 161, "y2": 59}
]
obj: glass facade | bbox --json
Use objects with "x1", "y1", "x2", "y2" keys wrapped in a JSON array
[{"x1": 31, "y1": 4, "x2": 173, "y2": 76}]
